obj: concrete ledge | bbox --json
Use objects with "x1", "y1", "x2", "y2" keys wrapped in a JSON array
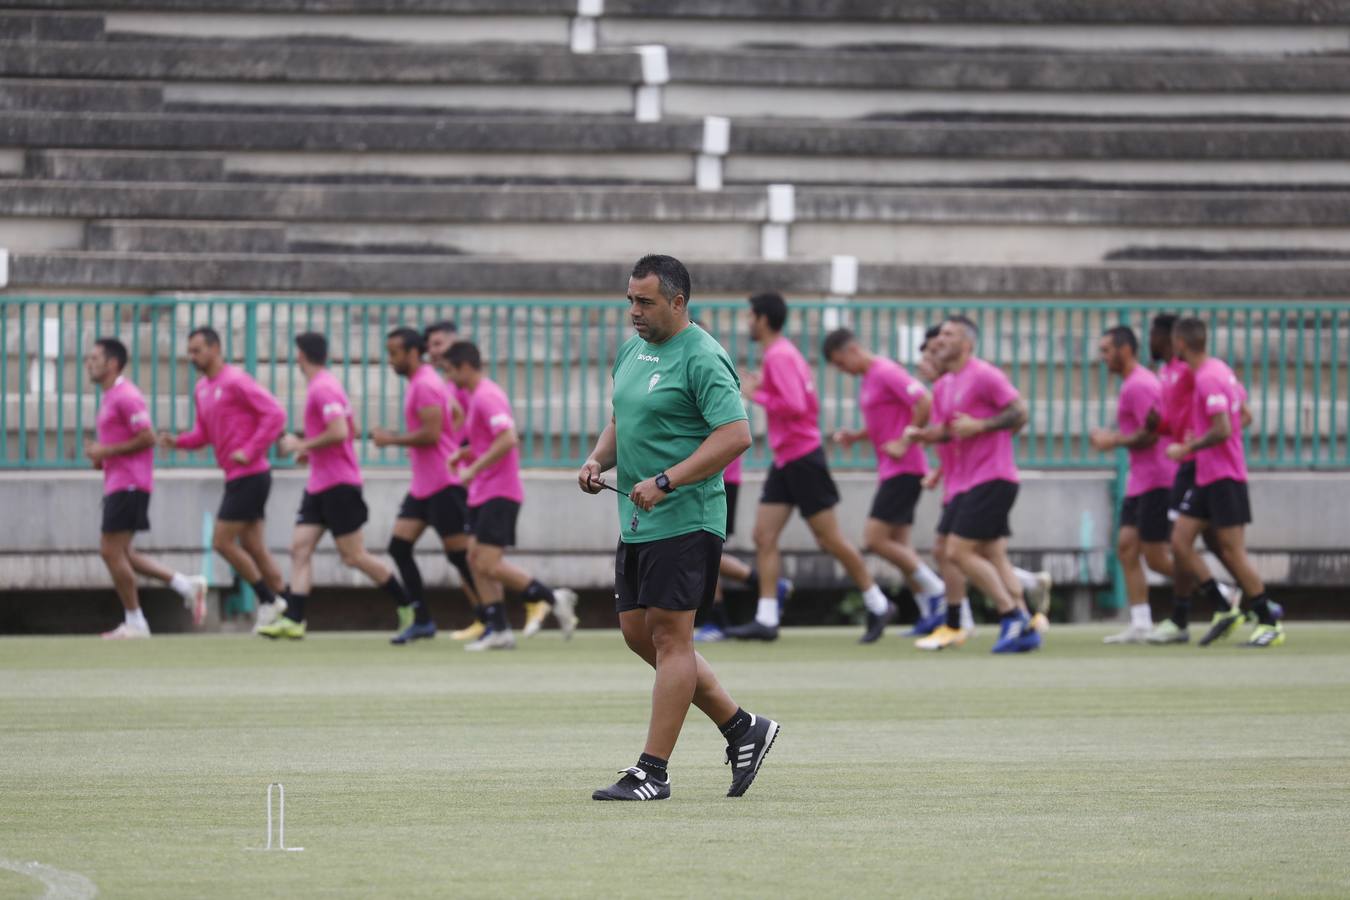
[
  {"x1": 0, "y1": 12, "x2": 104, "y2": 42},
  {"x1": 24, "y1": 150, "x2": 227, "y2": 182},
  {"x1": 0, "y1": 79, "x2": 163, "y2": 113}
]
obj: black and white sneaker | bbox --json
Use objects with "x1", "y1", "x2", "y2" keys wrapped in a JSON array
[
  {"x1": 859, "y1": 602, "x2": 896, "y2": 644},
  {"x1": 591, "y1": 767, "x2": 670, "y2": 801},
  {"x1": 724, "y1": 713, "x2": 780, "y2": 798},
  {"x1": 724, "y1": 621, "x2": 779, "y2": 642}
]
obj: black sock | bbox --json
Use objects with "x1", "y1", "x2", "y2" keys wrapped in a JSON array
[
  {"x1": 475, "y1": 606, "x2": 488, "y2": 624},
  {"x1": 387, "y1": 537, "x2": 423, "y2": 606},
  {"x1": 636, "y1": 753, "x2": 668, "y2": 781},
  {"x1": 709, "y1": 603, "x2": 730, "y2": 629},
  {"x1": 251, "y1": 580, "x2": 276, "y2": 606},
  {"x1": 380, "y1": 576, "x2": 407, "y2": 606},
  {"x1": 486, "y1": 602, "x2": 509, "y2": 632},
  {"x1": 1201, "y1": 579, "x2": 1230, "y2": 613},
  {"x1": 523, "y1": 579, "x2": 554, "y2": 604},
  {"x1": 1251, "y1": 593, "x2": 1277, "y2": 626},
  {"x1": 745, "y1": 567, "x2": 760, "y2": 590},
  {"x1": 946, "y1": 603, "x2": 962, "y2": 630},
  {"x1": 719, "y1": 707, "x2": 752, "y2": 743},
  {"x1": 1170, "y1": 596, "x2": 1191, "y2": 629},
  {"x1": 446, "y1": 550, "x2": 477, "y2": 598},
  {"x1": 285, "y1": 592, "x2": 308, "y2": 623},
  {"x1": 413, "y1": 598, "x2": 432, "y2": 626}
]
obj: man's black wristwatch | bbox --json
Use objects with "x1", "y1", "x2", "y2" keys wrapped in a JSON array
[{"x1": 655, "y1": 472, "x2": 674, "y2": 493}]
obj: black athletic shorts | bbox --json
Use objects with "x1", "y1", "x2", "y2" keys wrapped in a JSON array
[
  {"x1": 102, "y1": 488, "x2": 151, "y2": 534},
  {"x1": 1177, "y1": 478, "x2": 1252, "y2": 529},
  {"x1": 760, "y1": 447, "x2": 839, "y2": 518},
  {"x1": 869, "y1": 473, "x2": 923, "y2": 526},
  {"x1": 725, "y1": 480, "x2": 740, "y2": 536},
  {"x1": 397, "y1": 484, "x2": 469, "y2": 538},
  {"x1": 615, "y1": 529, "x2": 722, "y2": 614},
  {"x1": 1168, "y1": 460, "x2": 1197, "y2": 520},
  {"x1": 467, "y1": 497, "x2": 520, "y2": 548},
  {"x1": 297, "y1": 484, "x2": 368, "y2": 538},
  {"x1": 1120, "y1": 487, "x2": 1171, "y2": 544},
  {"x1": 950, "y1": 479, "x2": 1018, "y2": 541},
  {"x1": 218, "y1": 471, "x2": 271, "y2": 523},
  {"x1": 936, "y1": 497, "x2": 960, "y2": 536}
]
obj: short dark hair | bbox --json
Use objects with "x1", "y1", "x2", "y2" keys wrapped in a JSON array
[
  {"x1": 1150, "y1": 313, "x2": 1178, "y2": 335},
  {"x1": 1102, "y1": 325, "x2": 1138, "y2": 355},
  {"x1": 295, "y1": 331, "x2": 328, "y2": 365},
  {"x1": 822, "y1": 328, "x2": 856, "y2": 360},
  {"x1": 945, "y1": 314, "x2": 979, "y2": 343},
  {"x1": 631, "y1": 254, "x2": 692, "y2": 305},
  {"x1": 423, "y1": 319, "x2": 458, "y2": 341},
  {"x1": 386, "y1": 327, "x2": 425, "y2": 353},
  {"x1": 1174, "y1": 316, "x2": 1207, "y2": 352},
  {"x1": 748, "y1": 292, "x2": 787, "y2": 332},
  {"x1": 188, "y1": 326, "x2": 220, "y2": 347},
  {"x1": 94, "y1": 337, "x2": 128, "y2": 371},
  {"x1": 446, "y1": 340, "x2": 482, "y2": 370},
  {"x1": 919, "y1": 324, "x2": 942, "y2": 352}
]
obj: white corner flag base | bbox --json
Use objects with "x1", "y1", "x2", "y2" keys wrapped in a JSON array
[{"x1": 246, "y1": 783, "x2": 304, "y2": 852}]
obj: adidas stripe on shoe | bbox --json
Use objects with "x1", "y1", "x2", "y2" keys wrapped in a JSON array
[{"x1": 725, "y1": 713, "x2": 780, "y2": 798}]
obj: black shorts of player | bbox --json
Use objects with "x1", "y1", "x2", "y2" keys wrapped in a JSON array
[
  {"x1": 869, "y1": 473, "x2": 923, "y2": 526},
  {"x1": 1120, "y1": 487, "x2": 1172, "y2": 544},
  {"x1": 397, "y1": 484, "x2": 469, "y2": 538},
  {"x1": 467, "y1": 498, "x2": 521, "y2": 548},
  {"x1": 725, "y1": 481, "x2": 740, "y2": 536},
  {"x1": 760, "y1": 447, "x2": 839, "y2": 518},
  {"x1": 296, "y1": 484, "x2": 369, "y2": 538},
  {"x1": 1168, "y1": 460, "x2": 1197, "y2": 519},
  {"x1": 950, "y1": 479, "x2": 1018, "y2": 542},
  {"x1": 936, "y1": 496, "x2": 961, "y2": 536},
  {"x1": 1177, "y1": 478, "x2": 1252, "y2": 529},
  {"x1": 102, "y1": 488, "x2": 151, "y2": 534},
  {"x1": 218, "y1": 471, "x2": 272, "y2": 523},
  {"x1": 615, "y1": 529, "x2": 723, "y2": 614}
]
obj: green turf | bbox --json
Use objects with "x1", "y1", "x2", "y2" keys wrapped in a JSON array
[{"x1": 3, "y1": 624, "x2": 1350, "y2": 899}]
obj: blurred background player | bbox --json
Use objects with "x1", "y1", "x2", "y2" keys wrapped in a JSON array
[
  {"x1": 158, "y1": 326, "x2": 287, "y2": 632},
  {"x1": 728, "y1": 292, "x2": 894, "y2": 643},
  {"x1": 259, "y1": 332, "x2": 412, "y2": 640},
  {"x1": 1091, "y1": 326, "x2": 1177, "y2": 644},
  {"x1": 1166, "y1": 318, "x2": 1284, "y2": 648},
  {"x1": 823, "y1": 327, "x2": 947, "y2": 643},
  {"x1": 86, "y1": 338, "x2": 206, "y2": 638},
  {"x1": 445, "y1": 340, "x2": 577, "y2": 651}
]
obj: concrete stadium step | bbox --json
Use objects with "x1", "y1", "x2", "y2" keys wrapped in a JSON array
[
  {"x1": 0, "y1": 79, "x2": 164, "y2": 113},
  {"x1": 0, "y1": 11, "x2": 104, "y2": 42},
  {"x1": 24, "y1": 150, "x2": 227, "y2": 182},
  {"x1": 85, "y1": 220, "x2": 287, "y2": 254}
]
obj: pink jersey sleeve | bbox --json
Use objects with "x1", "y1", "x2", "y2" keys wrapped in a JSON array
[
  {"x1": 237, "y1": 376, "x2": 287, "y2": 460},
  {"x1": 118, "y1": 389, "x2": 153, "y2": 434},
  {"x1": 176, "y1": 386, "x2": 208, "y2": 450},
  {"x1": 752, "y1": 350, "x2": 814, "y2": 417},
  {"x1": 978, "y1": 364, "x2": 1020, "y2": 409}
]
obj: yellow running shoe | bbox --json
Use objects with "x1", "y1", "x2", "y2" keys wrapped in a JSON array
[
  {"x1": 1241, "y1": 623, "x2": 1286, "y2": 648},
  {"x1": 915, "y1": 625, "x2": 969, "y2": 651},
  {"x1": 450, "y1": 620, "x2": 486, "y2": 641},
  {"x1": 522, "y1": 601, "x2": 550, "y2": 638},
  {"x1": 258, "y1": 617, "x2": 306, "y2": 641}
]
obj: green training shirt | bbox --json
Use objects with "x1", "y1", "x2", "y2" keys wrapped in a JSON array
[{"x1": 610, "y1": 323, "x2": 747, "y2": 543}]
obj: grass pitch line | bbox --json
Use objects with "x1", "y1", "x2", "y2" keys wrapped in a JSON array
[{"x1": 0, "y1": 858, "x2": 98, "y2": 899}]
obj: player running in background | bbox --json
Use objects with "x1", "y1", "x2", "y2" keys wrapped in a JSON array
[
  {"x1": 86, "y1": 338, "x2": 206, "y2": 638},
  {"x1": 445, "y1": 340, "x2": 577, "y2": 651},
  {"x1": 726, "y1": 292, "x2": 895, "y2": 644},
  {"x1": 1166, "y1": 318, "x2": 1284, "y2": 648},
  {"x1": 158, "y1": 326, "x2": 287, "y2": 632},
  {"x1": 581, "y1": 254, "x2": 777, "y2": 801},
  {"x1": 1090, "y1": 326, "x2": 1177, "y2": 644},
  {"x1": 259, "y1": 332, "x2": 413, "y2": 640},
  {"x1": 823, "y1": 328, "x2": 947, "y2": 642}
]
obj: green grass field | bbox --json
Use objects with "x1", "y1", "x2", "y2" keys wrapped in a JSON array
[{"x1": 3, "y1": 624, "x2": 1350, "y2": 899}]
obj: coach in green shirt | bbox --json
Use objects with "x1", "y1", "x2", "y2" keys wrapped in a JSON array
[{"x1": 579, "y1": 254, "x2": 781, "y2": 803}]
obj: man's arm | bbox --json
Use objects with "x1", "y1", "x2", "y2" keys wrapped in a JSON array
[
  {"x1": 237, "y1": 378, "x2": 287, "y2": 461},
  {"x1": 379, "y1": 405, "x2": 444, "y2": 448},
  {"x1": 953, "y1": 398, "x2": 1027, "y2": 438},
  {"x1": 461, "y1": 427, "x2": 517, "y2": 482},
  {"x1": 578, "y1": 417, "x2": 617, "y2": 493},
  {"x1": 88, "y1": 428, "x2": 156, "y2": 463},
  {"x1": 167, "y1": 410, "x2": 207, "y2": 450},
  {"x1": 630, "y1": 420, "x2": 752, "y2": 511},
  {"x1": 751, "y1": 355, "x2": 813, "y2": 416},
  {"x1": 1169, "y1": 409, "x2": 1230, "y2": 460},
  {"x1": 298, "y1": 416, "x2": 348, "y2": 453}
]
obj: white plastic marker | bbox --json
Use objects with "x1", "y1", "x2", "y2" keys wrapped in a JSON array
[{"x1": 0, "y1": 858, "x2": 98, "y2": 899}]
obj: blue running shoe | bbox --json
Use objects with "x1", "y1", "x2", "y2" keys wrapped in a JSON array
[
  {"x1": 927, "y1": 593, "x2": 946, "y2": 619},
  {"x1": 694, "y1": 623, "x2": 726, "y2": 643},
  {"x1": 909, "y1": 609, "x2": 946, "y2": 636},
  {"x1": 390, "y1": 620, "x2": 437, "y2": 645},
  {"x1": 776, "y1": 578, "x2": 793, "y2": 615},
  {"x1": 992, "y1": 613, "x2": 1036, "y2": 654}
]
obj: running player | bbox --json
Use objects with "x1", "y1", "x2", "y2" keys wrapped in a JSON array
[
  {"x1": 580, "y1": 254, "x2": 777, "y2": 801},
  {"x1": 823, "y1": 328, "x2": 946, "y2": 641},
  {"x1": 444, "y1": 340, "x2": 577, "y2": 650},
  {"x1": 909, "y1": 316, "x2": 1040, "y2": 654},
  {"x1": 157, "y1": 326, "x2": 288, "y2": 631},
  {"x1": 1165, "y1": 318, "x2": 1283, "y2": 647},
  {"x1": 725, "y1": 292, "x2": 896, "y2": 644},
  {"x1": 86, "y1": 338, "x2": 206, "y2": 638},
  {"x1": 258, "y1": 332, "x2": 413, "y2": 640},
  {"x1": 1090, "y1": 325, "x2": 1177, "y2": 644}
]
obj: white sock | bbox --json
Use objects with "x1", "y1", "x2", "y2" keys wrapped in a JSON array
[
  {"x1": 755, "y1": 598, "x2": 780, "y2": 628},
  {"x1": 862, "y1": 584, "x2": 889, "y2": 616},
  {"x1": 912, "y1": 564, "x2": 944, "y2": 598},
  {"x1": 1130, "y1": 603, "x2": 1153, "y2": 630},
  {"x1": 959, "y1": 598, "x2": 975, "y2": 631},
  {"x1": 1013, "y1": 567, "x2": 1040, "y2": 594},
  {"x1": 169, "y1": 572, "x2": 193, "y2": 599},
  {"x1": 125, "y1": 607, "x2": 148, "y2": 630}
]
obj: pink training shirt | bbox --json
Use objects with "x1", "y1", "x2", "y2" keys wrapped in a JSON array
[
  {"x1": 97, "y1": 377, "x2": 154, "y2": 495},
  {"x1": 724, "y1": 454, "x2": 743, "y2": 485},
  {"x1": 859, "y1": 356, "x2": 929, "y2": 481},
  {"x1": 1190, "y1": 357, "x2": 1248, "y2": 486},
  {"x1": 403, "y1": 363, "x2": 457, "y2": 499},
  {"x1": 463, "y1": 376, "x2": 524, "y2": 507},
  {"x1": 751, "y1": 336, "x2": 821, "y2": 466},
  {"x1": 304, "y1": 368, "x2": 362, "y2": 494},
  {"x1": 1158, "y1": 357, "x2": 1195, "y2": 443},
  {"x1": 176, "y1": 364, "x2": 285, "y2": 481},
  {"x1": 943, "y1": 357, "x2": 1021, "y2": 493},
  {"x1": 1117, "y1": 365, "x2": 1177, "y2": 497},
  {"x1": 930, "y1": 374, "x2": 959, "y2": 504}
]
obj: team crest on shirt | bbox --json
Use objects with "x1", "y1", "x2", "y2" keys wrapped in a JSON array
[{"x1": 648, "y1": 373, "x2": 661, "y2": 393}]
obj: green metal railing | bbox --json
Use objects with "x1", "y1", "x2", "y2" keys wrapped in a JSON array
[{"x1": 2, "y1": 296, "x2": 1348, "y2": 471}]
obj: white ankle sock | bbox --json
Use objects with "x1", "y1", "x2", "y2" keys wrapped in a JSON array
[
  {"x1": 959, "y1": 598, "x2": 975, "y2": 631},
  {"x1": 169, "y1": 572, "x2": 193, "y2": 598},
  {"x1": 755, "y1": 598, "x2": 780, "y2": 628},
  {"x1": 125, "y1": 608, "x2": 148, "y2": 629},
  {"x1": 913, "y1": 564, "x2": 944, "y2": 598},
  {"x1": 862, "y1": 584, "x2": 889, "y2": 616},
  {"x1": 1013, "y1": 567, "x2": 1040, "y2": 593},
  {"x1": 1130, "y1": 603, "x2": 1153, "y2": 630}
]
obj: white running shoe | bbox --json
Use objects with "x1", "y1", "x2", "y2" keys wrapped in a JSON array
[
  {"x1": 102, "y1": 621, "x2": 150, "y2": 640},
  {"x1": 465, "y1": 629, "x2": 517, "y2": 652},
  {"x1": 253, "y1": 597, "x2": 288, "y2": 633},
  {"x1": 552, "y1": 588, "x2": 579, "y2": 641},
  {"x1": 183, "y1": 575, "x2": 209, "y2": 627},
  {"x1": 1103, "y1": 624, "x2": 1151, "y2": 644}
]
